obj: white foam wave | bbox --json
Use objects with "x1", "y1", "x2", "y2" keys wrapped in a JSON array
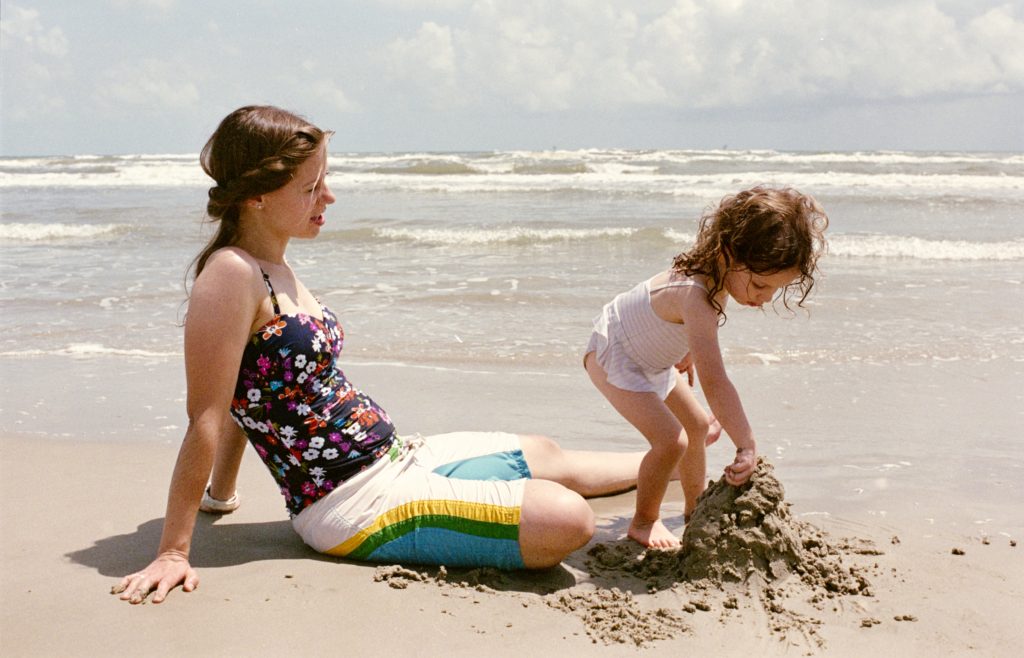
[
  {"x1": 0, "y1": 154, "x2": 205, "y2": 188},
  {"x1": 328, "y1": 149, "x2": 1024, "y2": 170},
  {"x1": 5, "y1": 150, "x2": 1018, "y2": 194},
  {"x1": 0, "y1": 343, "x2": 181, "y2": 359},
  {"x1": 324, "y1": 170, "x2": 1022, "y2": 200},
  {"x1": 0, "y1": 222, "x2": 122, "y2": 241},
  {"x1": 374, "y1": 226, "x2": 638, "y2": 245},
  {"x1": 830, "y1": 235, "x2": 1024, "y2": 261}
]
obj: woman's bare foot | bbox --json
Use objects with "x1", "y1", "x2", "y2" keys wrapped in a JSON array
[{"x1": 628, "y1": 518, "x2": 681, "y2": 549}]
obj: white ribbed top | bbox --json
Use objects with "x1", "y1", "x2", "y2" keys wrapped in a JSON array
[{"x1": 613, "y1": 276, "x2": 705, "y2": 370}]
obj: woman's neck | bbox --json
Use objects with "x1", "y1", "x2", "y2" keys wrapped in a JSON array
[{"x1": 235, "y1": 215, "x2": 289, "y2": 264}]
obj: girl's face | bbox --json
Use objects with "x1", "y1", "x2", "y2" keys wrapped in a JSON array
[
  {"x1": 259, "y1": 146, "x2": 335, "y2": 240},
  {"x1": 723, "y1": 266, "x2": 801, "y2": 308}
]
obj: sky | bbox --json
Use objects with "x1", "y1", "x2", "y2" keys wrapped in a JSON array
[{"x1": 2, "y1": 0, "x2": 1023, "y2": 155}]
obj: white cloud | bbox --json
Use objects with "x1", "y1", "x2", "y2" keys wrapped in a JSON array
[
  {"x1": 1, "y1": 4, "x2": 69, "y2": 56},
  {"x1": 386, "y1": 21, "x2": 460, "y2": 109},
  {"x1": 380, "y1": 0, "x2": 1024, "y2": 112},
  {"x1": 110, "y1": 0, "x2": 177, "y2": 11},
  {"x1": 373, "y1": 0, "x2": 469, "y2": 8},
  {"x1": 1, "y1": 4, "x2": 70, "y2": 125},
  {"x1": 93, "y1": 59, "x2": 200, "y2": 109},
  {"x1": 312, "y1": 80, "x2": 359, "y2": 112}
]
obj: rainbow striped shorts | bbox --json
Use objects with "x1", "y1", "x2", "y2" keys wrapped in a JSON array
[{"x1": 292, "y1": 432, "x2": 530, "y2": 569}]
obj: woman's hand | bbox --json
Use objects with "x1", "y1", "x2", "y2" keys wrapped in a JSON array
[
  {"x1": 111, "y1": 551, "x2": 198, "y2": 604},
  {"x1": 724, "y1": 446, "x2": 756, "y2": 486}
]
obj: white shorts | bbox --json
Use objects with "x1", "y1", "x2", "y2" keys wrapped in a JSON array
[
  {"x1": 291, "y1": 431, "x2": 530, "y2": 569},
  {"x1": 586, "y1": 329, "x2": 677, "y2": 400}
]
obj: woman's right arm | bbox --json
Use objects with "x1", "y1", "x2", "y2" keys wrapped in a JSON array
[{"x1": 113, "y1": 250, "x2": 260, "y2": 604}]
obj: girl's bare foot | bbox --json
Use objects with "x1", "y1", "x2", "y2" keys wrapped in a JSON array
[{"x1": 628, "y1": 518, "x2": 681, "y2": 549}]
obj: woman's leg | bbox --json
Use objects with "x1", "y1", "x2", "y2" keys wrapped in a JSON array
[
  {"x1": 583, "y1": 353, "x2": 688, "y2": 549},
  {"x1": 302, "y1": 434, "x2": 596, "y2": 570},
  {"x1": 519, "y1": 434, "x2": 645, "y2": 498},
  {"x1": 518, "y1": 479, "x2": 595, "y2": 568}
]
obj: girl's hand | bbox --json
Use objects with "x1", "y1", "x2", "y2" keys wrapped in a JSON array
[
  {"x1": 111, "y1": 551, "x2": 198, "y2": 604},
  {"x1": 724, "y1": 447, "x2": 756, "y2": 486},
  {"x1": 675, "y1": 352, "x2": 695, "y2": 386}
]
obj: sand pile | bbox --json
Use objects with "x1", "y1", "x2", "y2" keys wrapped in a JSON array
[
  {"x1": 582, "y1": 458, "x2": 880, "y2": 648},
  {"x1": 644, "y1": 458, "x2": 872, "y2": 595}
]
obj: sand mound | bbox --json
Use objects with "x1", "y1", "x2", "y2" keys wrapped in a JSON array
[
  {"x1": 582, "y1": 458, "x2": 880, "y2": 648},
  {"x1": 628, "y1": 458, "x2": 874, "y2": 595}
]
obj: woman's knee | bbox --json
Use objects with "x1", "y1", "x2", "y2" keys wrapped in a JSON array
[
  {"x1": 519, "y1": 434, "x2": 568, "y2": 478},
  {"x1": 520, "y1": 433, "x2": 560, "y2": 459},
  {"x1": 519, "y1": 480, "x2": 594, "y2": 568}
]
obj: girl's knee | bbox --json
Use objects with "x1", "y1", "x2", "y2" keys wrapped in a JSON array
[
  {"x1": 682, "y1": 413, "x2": 709, "y2": 447},
  {"x1": 651, "y1": 434, "x2": 688, "y2": 461}
]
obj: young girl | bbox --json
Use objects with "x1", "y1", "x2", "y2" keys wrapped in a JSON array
[{"x1": 584, "y1": 187, "x2": 829, "y2": 549}]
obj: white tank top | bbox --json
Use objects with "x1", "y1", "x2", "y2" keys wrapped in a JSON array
[{"x1": 614, "y1": 276, "x2": 706, "y2": 370}]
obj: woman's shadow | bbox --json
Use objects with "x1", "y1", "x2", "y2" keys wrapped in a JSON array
[
  {"x1": 66, "y1": 513, "x2": 586, "y2": 594},
  {"x1": 66, "y1": 514, "x2": 327, "y2": 577}
]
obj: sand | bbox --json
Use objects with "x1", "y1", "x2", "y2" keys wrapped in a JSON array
[{"x1": 2, "y1": 435, "x2": 1021, "y2": 657}]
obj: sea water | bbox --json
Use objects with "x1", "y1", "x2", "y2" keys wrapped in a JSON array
[{"x1": 2, "y1": 150, "x2": 1022, "y2": 534}]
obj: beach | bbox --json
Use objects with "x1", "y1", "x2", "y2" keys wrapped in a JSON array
[
  {"x1": 2, "y1": 361, "x2": 1022, "y2": 656},
  {"x1": 2, "y1": 148, "x2": 1023, "y2": 655}
]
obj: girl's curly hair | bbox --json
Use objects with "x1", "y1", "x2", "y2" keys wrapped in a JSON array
[{"x1": 672, "y1": 186, "x2": 829, "y2": 322}]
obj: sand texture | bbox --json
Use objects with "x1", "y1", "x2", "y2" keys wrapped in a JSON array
[{"x1": 2, "y1": 437, "x2": 1021, "y2": 657}]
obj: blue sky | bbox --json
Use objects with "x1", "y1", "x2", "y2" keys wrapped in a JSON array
[{"x1": 2, "y1": 0, "x2": 1023, "y2": 155}]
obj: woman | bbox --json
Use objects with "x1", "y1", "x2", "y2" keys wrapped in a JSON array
[{"x1": 114, "y1": 106, "x2": 645, "y2": 604}]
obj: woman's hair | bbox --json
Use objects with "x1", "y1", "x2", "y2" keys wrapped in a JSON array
[
  {"x1": 189, "y1": 105, "x2": 333, "y2": 279},
  {"x1": 672, "y1": 186, "x2": 829, "y2": 321}
]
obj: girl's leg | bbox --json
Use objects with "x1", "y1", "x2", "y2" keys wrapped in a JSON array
[
  {"x1": 584, "y1": 353, "x2": 687, "y2": 549},
  {"x1": 207, "y1": 419, "x2": 248, "y2": 502},
  {"x1": 663, "y1": 371, "x2": 710, "y2": 519}
]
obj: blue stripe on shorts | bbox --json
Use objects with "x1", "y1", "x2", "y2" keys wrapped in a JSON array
[
  {"x1": 367, "y1": 527, "x2": 525, "y2": 569},
  {"x1": 432, "y1": 449, "x2": 532, "y2": 481}
]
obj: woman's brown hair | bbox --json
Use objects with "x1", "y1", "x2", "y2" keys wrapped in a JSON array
[{"x1": 190, "y1": 105, "x2": 332, "y2": 280}]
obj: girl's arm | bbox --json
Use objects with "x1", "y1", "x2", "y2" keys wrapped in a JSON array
[
  {"x1": 679, "y1": 291, "x2": 757, "y2": 485},
  {"x1": 113, "y1": 250, "x2": 261, "y2": 604}
]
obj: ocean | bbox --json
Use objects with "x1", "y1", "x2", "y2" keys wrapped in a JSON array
[{"x1": 2, "y1": 149, "x2": 1022, "y2": 535}]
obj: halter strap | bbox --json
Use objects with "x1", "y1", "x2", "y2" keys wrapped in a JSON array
[{"x1": 259, "y1": 268, "x2": 282, "y2": 315}]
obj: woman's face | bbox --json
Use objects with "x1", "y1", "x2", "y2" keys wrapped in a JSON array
[
  {"x1": 723, "y1": 266, "x2": 801, "y2": 308},
  {"x1": 260, "y1": 146, "x2": 335, "y2": 240}
]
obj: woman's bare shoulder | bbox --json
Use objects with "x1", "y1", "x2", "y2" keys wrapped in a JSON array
[{"x1": 191, "y1": 248, "x2": 263, "y2": 306}]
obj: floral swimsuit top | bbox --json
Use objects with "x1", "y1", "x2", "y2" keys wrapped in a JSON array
[{"x1": 230, "y1": 270, "x2": 396, "y2": 517}]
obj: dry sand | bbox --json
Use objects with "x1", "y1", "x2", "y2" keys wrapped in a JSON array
[{"x1": 1, "y1": 436, "x2": 1021, "y2": 657}]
